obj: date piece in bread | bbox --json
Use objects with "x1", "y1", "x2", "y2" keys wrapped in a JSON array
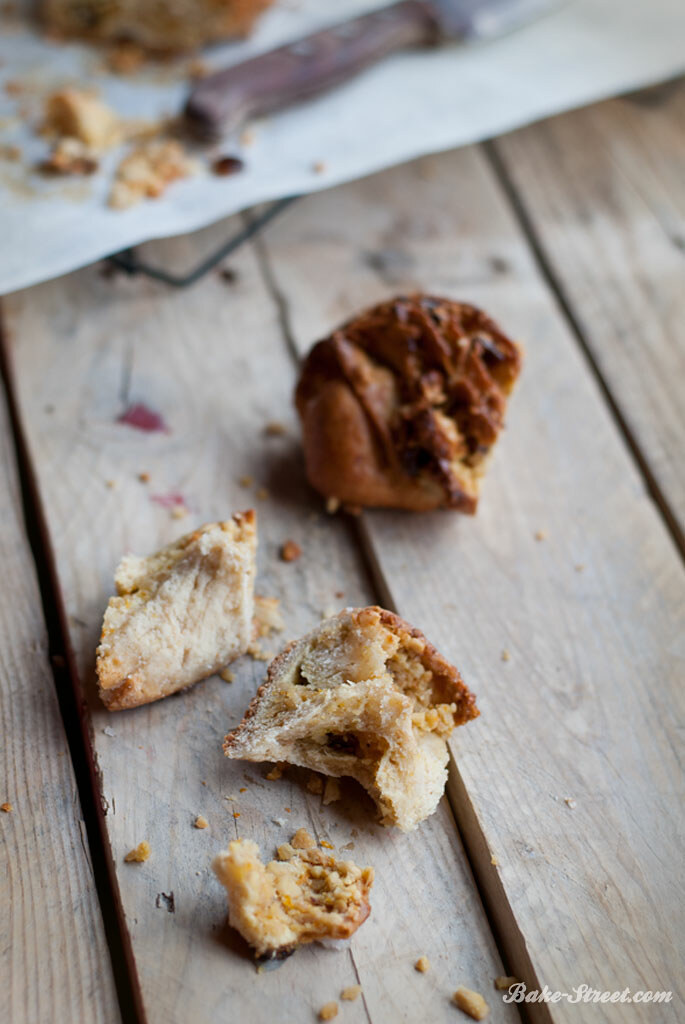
[
  {"x1": 212, "y1": 831, "x2": 374, "y2": 960},
  {"x1": 42, "y1": 0, "x2": 274, "y2": 51},
  {"x1": 224, "y1": 606, "x2": 478, "y2": 831},
  {"x1": 97, "y1": 512, "x2": 256, "y2": 710},
  {"x1": 295, "y1": 294, "x2": 522, "y2": 513}
]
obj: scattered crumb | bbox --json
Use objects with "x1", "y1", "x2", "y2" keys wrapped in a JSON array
[
  {"x1": 218, "y1": 266, "x2": 237, "y2": 284},
  {"x1": 0, "y1": 144, "x2": 20, "y2": 161},
  {"x1": 171, "y1": 505, "x2": 188, "y2": 519},
  {"x1": 125, "y1": 840, "x2": 151, "y2": 863},
  {"x1": 494, "y1": 976, "x2": 519, "y2": 991},
  {"x1": 326, "y1": 496, "x2": 340, "y2": 514},
  {"x1": 280, "y1": 539, "x2": 302, "y2": 562},
  {"x1": 312, "y1": 160, "x2": 327, "y2": 174},
  {"x1": 272, "y1": 817, "x2": 285, "y2": 827},
  {"x1": 194, "y1": 815, "x2": 209, "y2": 829},
  {"x1": 500, "y1": 649, "x2": 510, "y2": 662},
  {"x1": 105, "y1": 479, "x2": 117, "y2": 489},
  {"x1": 284, "y1": 806, "x2": 291, "y2": 813},
  {"x1": 319, "y1": 1003, "x2": 338, "y2": 1021},
  {"x1": 320, "y1": 840, "x2": 334, "y2": 850},
  {"x1": 415, "y1": 956, "x2": 430, "y2": 973},
  {"x1": 219, "y1": 667, "x2": 235, "y2": 683},
  {"x1": 323, "y1": 778, "x2": 341, "y2": 805},
  {"x1": 490, "y1": 855, "x2": 499, "y2": 867},
  {"x1": 264, "y1": 420, "x2": 286, "y2": 436},
  {"x1": 575, "y1": 563, "x2": 585, "y2": 572},
  {"x1": 43, "y1": 88, "x2": 121, "y2": 149},
  {"x1": 340, "y1": 842, "x2": 354, "y2": 852},
  {"x1": 212, "y1": 155, "x2": 244, "y2": 176},
  {"x1": 254, "y1": 595, "x2": 284, "y2": 637},
  {"x1": 291, "y1": 828, "x2": 316, "y2": 850},
  {"x1": 233, "y1": 811, "x2": 241, "y2": 819},
  {"x1": 239, "y1": 787, "x2": 247, "y2": 793},
  {"x1": 187, "y1": 58, "x2": 209, "y2": 80},
  {"x1": 106, "y1": 41, "x2": 146, "y2": 74},
  {"x1": 109, "y1": 139, "x2": 196, "y2": 209},
  {"x1": 307, "y1": 774, "x2": 323, "y2": 795},
  {"x1": 239, "y1": 475, "x2": 253, "y2": 488},
  {"x1": 240, "y1": 126, "x2": 255, "y2": 146},
  {"x1": 265, "y1": 765, "x2": 283, "y2": 781},
  {"x1": 341, "y1": 985, "x2": 361, "y2": 1001},
  {"x1": 534, "y1": 529, "x2": 547, "y2": 542},
  {"x1": 256, "y1": 487, "x2": 269, "y2": 501},
  {"x1": 138, "y1": 471, "x2": 150, "y2": 483},
  {"x1": 1, "y1": 802, "x2": 13, "y2": 813},
  {"x1": 102, "y1": 726, "x2": 116, "y2": 737},
  {"x1": 453, "y1": 986, "x2": 490, "y2": 1020},
  {"x1": 564, "y1": 797, "x2": 577, "y2": 809},
  {"x1": 334, "y1": 590, "x2": 345, "y2": 599},
  {"x1": 247, "y1": 642, "x2": 270, "y2": 662}
]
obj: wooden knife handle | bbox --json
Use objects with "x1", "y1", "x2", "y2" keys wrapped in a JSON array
[{"x1": 185, "y1": 1, "x2": 438, "y2": 138}]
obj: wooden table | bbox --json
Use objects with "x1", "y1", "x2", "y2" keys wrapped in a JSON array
[{"x1": 1, "y1": 79, "x2": 683, "y2": 1024}]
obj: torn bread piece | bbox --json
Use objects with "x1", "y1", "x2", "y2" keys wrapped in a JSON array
[
  {"x1": 224, "y1": 606, "x2": 478, "y2": 831},
  {"x1": 212, "y1": 832, "x2": 373, "y2": 959},
  {"x1": 97, "y1": 512, "x2": 256, "y2": 710}
]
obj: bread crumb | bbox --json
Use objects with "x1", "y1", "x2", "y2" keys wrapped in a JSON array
[
  {"x1": 319, "y1": 1003, "x2": 338, "y2": 1021},
  {"x1": 105, "y1": 479, "x2": 117, "y2": 489},
  {"x1": 494, "y1": 976, "x2": 519, "y2": 991},
  {"x1": 265, "y1": 420, "x2": 286, "y2": 436},
  {"x1": 254, "y1": 595, "x2": 284, "y2": 637},
  {"x1": 240, "y1": 126, "x2": 256, "y2": 146},
  {"x1": 575, "y1": 563, "x2": 585, "y2": 572},
  {"x1": 320, "y1": 840, "x2": 334, "y2": 850},
  {"x1": 109, "y1": 139, "x2": 196, "y2": 210},
  {"x1": 265, "y1": 765, "x2": 283, "y2": 781},
  {"x1": 564, "y1": 797, "x2": 577, "y2": 809},
  {"x1": 138, "y1": 471, "x2": 150, "y2": 483},
  {"x1": 534, "y1": 529, "x2": 547, "y2": 542},
  {"x1": 280, "y1": 539, "x2": 302, "y2": 562},
  {"x1": 1, "y1": 802, "x2": 13, "y2": 813},
  {"x1": 187, "y1": 58, "x2": 209, "y2": 80},
  {"x1": 40, "y1": 137, "x2": 98, "y2": 176},
  {"x1": 247, "y1": 642, "x2": 270, "y2": 662},
  {"x1": 453, "y1": 987, "x2": 489, "y2": 1020},
  {"x1": 219, "y1": 667, "x2": 235, "y2": 683},
  {"x1": 415, "y1": 955, "x2": 430, "y2": 973},
  {"x1": 341, "y1": 985, "x2": 361, "y2": 1001},
  {"x1": 239, "y1": 787, "x2": 247, "y2": 793},
  {"x1": 125, "y1": 840, "x2": 151, "y2": 863},
  {"x1": 291, "y1": 828, "x2": 316, "y2": 850},
  {"x1": 256, "y1": 487, "x2": 269, "y2": 501},
  {"x1": 233, "y1": 811, "x2": 241, "y2": 819},
  {"x1": 272, "y1": 817, "x2": 285, "y2": 827},
  {"x1": 313, "y1": 160, "x2": 327, "y2": 174},
  {"x1": 490, "y1": 855, "x2": 499, "y2": 866},
  {"x1": 323, "y1": 777, "x2": 341, "y2": 805},
  {"x1": 194, "y1": 815, "x2": 209, "y2": 829},
  {"x1": 102, "y1": 726, "x2": 116, "y2": 736},
  {"x1": 500, "y1": 649, "x2": 510, "y2": 662},
  {"x1": 307, "y1": 773, "x2": 323, "y2": 794},
  {"x1": 43, "y1": 88, "x2": 121, "y2": 149},
  {"x1": 239, "y1": 475, "x2": 253, "y2": 488},
  {"x1": 325, "y1": 496, "x2": 340, "y2": 514},
  {"x1": 170, "y1": 505, "x2": 188, "y2": 519}
]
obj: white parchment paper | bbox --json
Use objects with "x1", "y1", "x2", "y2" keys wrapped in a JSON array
[{"x1": 0, "y1": 0, "x2": 683, "y2": 295}]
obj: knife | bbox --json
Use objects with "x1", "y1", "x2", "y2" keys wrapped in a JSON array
[{"x1": 184, "y1": 0, "x2": 563, "y2": 139}]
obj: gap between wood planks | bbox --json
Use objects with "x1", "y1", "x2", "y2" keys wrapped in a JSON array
[
  {"x1": 482, "y1": 139, "x2": 685, "y2": 562},
  {"x1": 249, "y1": 218, "x2": 539, "y2": 1024},
  {"x1": 0, "y1": 327, "x2": 144, "y2": 1024}
]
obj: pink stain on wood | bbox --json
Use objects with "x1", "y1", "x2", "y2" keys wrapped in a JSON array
[
  {"x1": 150, "y1": 492, "x2": 188, "y2": 509},
  {"x1": 117, "y1": 403, "x2": 169, "y2": 433}
]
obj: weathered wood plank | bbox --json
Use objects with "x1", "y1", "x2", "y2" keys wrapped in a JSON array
[
  {"x1": 255, "y1": 148, "x2": 685, "y2": 1022},
  {"x1": 0, "y1": 362, "x2": 120, "y2": 1021},
  {"x1": 2, "y1": 222, "x2": 516, "y2": 1024},
  {"x1": 492, "y1": 80, "x2": 685, "y2": 547}
]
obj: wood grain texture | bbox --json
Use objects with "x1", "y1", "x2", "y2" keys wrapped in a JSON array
[
  {"x1": 0, "y1": 368, "x2": 119, "y2": 1021},
  {"x1": 254, "y1": 148, "x2": 685, "y2": 1022},
  {"x1": 492, "y1": 81, "x2": 685, "y2": 547},
  {"x1": 1, "y1": 223, "x2": 515, "y2": 1024}
]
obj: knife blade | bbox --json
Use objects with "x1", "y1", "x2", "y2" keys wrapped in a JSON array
[{"x1": 184, "y1": 0, "x2": 564, "y2": 139}]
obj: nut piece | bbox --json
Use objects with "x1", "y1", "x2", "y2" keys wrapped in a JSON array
[
  {"x1": 280, "y1": 540, "x2": 302, "y2": 563},
  {"x1": 453, "y1": 986, "x2": 490, "y2": 1020},
  {"x1": 341, "y1": 985, "x2": 361, "y2": 1001},
  {"x1": 319, "y1": 1004, "x2": 338, "y2": 1021},
  {"x1": 295, "y1": 295, "x2": 522, "y2": 514},
  {"x1": 1, "y1": 801, "x2": 13, "y2": 813},
  {"x1": 124, "y1": 840, "x2": 151, "y2": 863},
  {"x1": 415, "y1": 955, "x2": 430, "y2": 973}
]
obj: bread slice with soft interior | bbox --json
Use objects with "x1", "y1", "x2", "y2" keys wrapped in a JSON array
[{"x1": 224, "y1": 606, "x2": 478, "y2": 830}]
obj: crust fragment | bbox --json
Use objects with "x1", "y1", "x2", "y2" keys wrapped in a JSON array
[
  {"x1": 97, "y1": 512, "x2": 256, "y2": 710},
  {"x1": 224, "y1": 606, "x2": 478, "y2": 830},
  {"x1": 212, "y1": 834, "x2": 373, "y2": 959}
]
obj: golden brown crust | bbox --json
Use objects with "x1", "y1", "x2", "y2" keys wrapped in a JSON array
[
  {"x1": 223, "y1": 605, "x2": 478, "y2": 755},
  {"x1": 42, "y1": 0, "x2": 274, "y2": 51},
  {"x1": 295, "y1": 295, "x2": 522, "y2": 513}
]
